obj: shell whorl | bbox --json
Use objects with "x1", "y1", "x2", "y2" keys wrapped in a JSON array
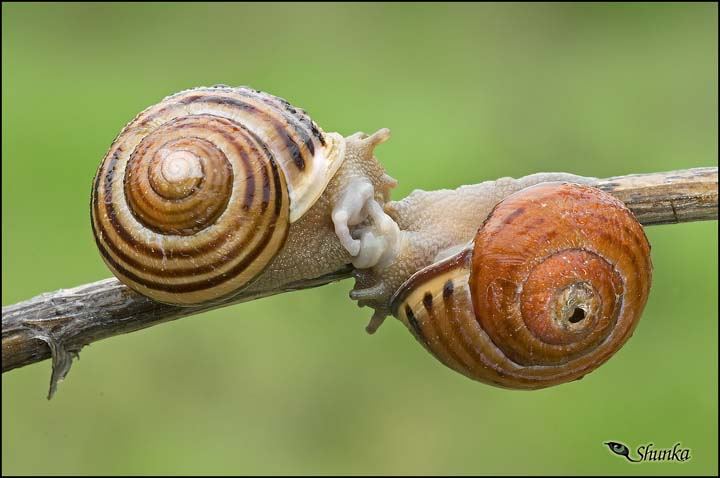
[
  {"x1": 391, "y1": 183, "x2": 652, "y2": 389},
  {"x1": 91, "y1": 86, "x2": 344, "y2": 305}
]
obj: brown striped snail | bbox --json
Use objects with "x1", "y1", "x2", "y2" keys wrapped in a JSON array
[
  {"x1": 91, "y1": 85, "x2": 399, "y2": 305},
  {"x1": 353, "y1": 181, "x2": 652, "y2": 389}
]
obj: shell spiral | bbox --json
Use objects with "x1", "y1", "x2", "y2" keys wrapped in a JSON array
[
  {"x1": 91, "y1": 86, "x2": 344, "y2": 305},
  {"x1": 391, "y1": 182, "x2": 652, "y2": 389}
]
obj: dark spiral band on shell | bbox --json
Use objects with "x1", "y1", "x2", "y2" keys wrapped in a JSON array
[
  {"x1": 91, "y1": 86, "x2": 329, "y2": 305},
  {"x1": 392, "y1": 183, "x2": 653, "y2": 389}
]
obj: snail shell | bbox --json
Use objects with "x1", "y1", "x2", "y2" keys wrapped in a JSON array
[
  {"x1": 390, "y1": 182, "x2": 652, "y2": 389},
  {"x1": 91, "y1": 86, "x2": 347, "y2": 305}
]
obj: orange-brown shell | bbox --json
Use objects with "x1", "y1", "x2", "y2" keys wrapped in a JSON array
[
  {"x1": 91, "y1": 86, "x2": 344, "y2": 305},
  {"x1": 391, "y1": 182, "x2": 652, "y2": 389}
]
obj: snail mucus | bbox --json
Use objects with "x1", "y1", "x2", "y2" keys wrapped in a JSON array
[{"x1": 91, "y1": 86, "x2": 653, "y2": 389}]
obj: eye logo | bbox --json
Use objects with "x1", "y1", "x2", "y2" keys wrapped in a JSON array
[
  {"x1": 604, "y1": 441, "x2": 640, "y2": 462},
  {"x1": 603, "y1": 441, "x2": 691, "y2": 463}
]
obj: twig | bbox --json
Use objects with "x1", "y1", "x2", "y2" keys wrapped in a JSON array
[
  {"x1": 2, "y1": 167, "x2": 717, "y2": 397},
  {"x1": 594, "y1": 167, "x2": 718, "y2": 224},
  {"x1": 1, "y1": 268, "x2": 352, "y2": 398}
]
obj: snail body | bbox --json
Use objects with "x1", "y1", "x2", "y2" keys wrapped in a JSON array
[
  {"x1": 386, "y1": 182, "x2": 652, "y2": 389},
  {"x1": 92, "y1": 86, "x2": 398, "y2": 305}
]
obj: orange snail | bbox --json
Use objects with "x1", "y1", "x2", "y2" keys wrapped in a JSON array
[
  {"x1": 357, "y1": 182, "x2": 652, "y2": 390},
  {"x1": 91, "y1": 86, "x2": 399, "y2": 305}
]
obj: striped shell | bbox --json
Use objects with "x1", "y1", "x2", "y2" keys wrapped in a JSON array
[
  {"x1": 391, "y1": 183, "x2": 652, "y2": 389},
  {"x1": 91, "y1": 86, "x2": 345, "y2": 305}
]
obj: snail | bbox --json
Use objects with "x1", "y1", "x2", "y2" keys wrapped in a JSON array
[
  {"x1": 91, "y1": 86, "x2": 400, "y2": 305},
  {"x1": 353, "y1": 181, "x2": 653, "y2": 389}
]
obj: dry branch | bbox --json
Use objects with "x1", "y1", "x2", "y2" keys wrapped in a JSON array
[{"x1": 2, "y1": 167, "x2": 717, "y2": 398}]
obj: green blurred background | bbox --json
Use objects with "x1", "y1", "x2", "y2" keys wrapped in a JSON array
[{"x1": 2, "y1": 2, "x2": 717, "y2": 475}]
